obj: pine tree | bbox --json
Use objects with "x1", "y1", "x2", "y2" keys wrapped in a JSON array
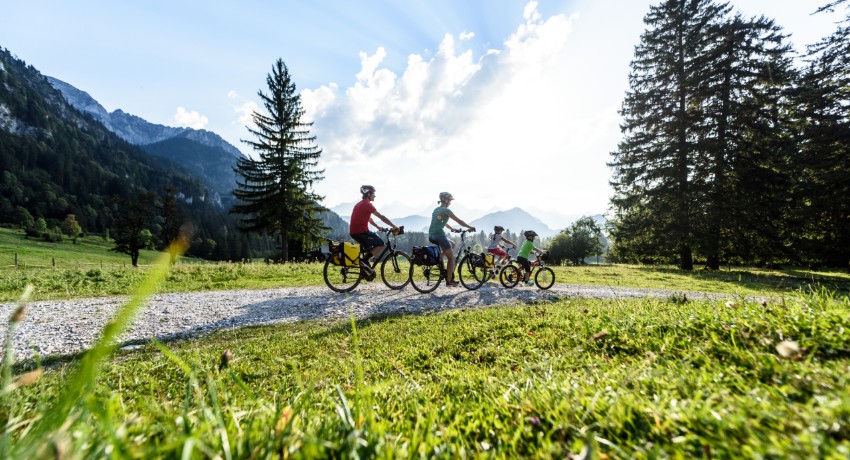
[
  {"x1": 609, "y1": 0, "x2": 731, "y2": 269},
  {"x1": 791, "y1": 0, "x2": 850, "y2": 268},
  {"x1": 694, "y1": 14, "x2": 796, "y2": 268},
  {"x1": 231, "y1": 59, "x2": 326, "y2": 261}
]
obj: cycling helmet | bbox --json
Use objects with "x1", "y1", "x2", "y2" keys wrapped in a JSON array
[
  {"x1": 438, "y1": 192, "x2": 454, "y2": 202},
  {"x1": 524, "y1": 230, "x2": 538, "y2": 238},
  {"x1": 494, "y1": 225, "x2": 504, "y2": 232},
  {"x1": 360, "y1": 185, "x2": 375, "y2": 197}
]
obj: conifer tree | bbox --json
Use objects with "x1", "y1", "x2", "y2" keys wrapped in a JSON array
[
  {"x1": 609, "y1": 0, "x2": 731, "y2": 269},
  {"x1": 231, "y1": 59, "x2": 326, "y2": 261},
  {"x1": 694, "y1": 14, "x2": 796, "y2": 268},
  {"x1": 791, "y1": 0, "x2": 850, "y2": 268}
]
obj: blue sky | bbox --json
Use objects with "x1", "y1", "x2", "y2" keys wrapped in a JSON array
[{"x1": 1, "y1": 1, "x2": 844, "y2": 229}]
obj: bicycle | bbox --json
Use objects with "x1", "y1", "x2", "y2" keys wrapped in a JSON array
[
  {"x1": 323, "y1": 226, "x2": 411, "y2": 293},
  {"x1": 499, "y1": 251, "x2": 555, "y2": 290},
  {"x1": 454, "y1": 229, "x2": 496, "y2": 290},
  {"x1": 409, "y1": 228, "x2": 477, "y2": 293},
  {"x1": 483, "y1": 246, "x2": 515, "y2": 282}
]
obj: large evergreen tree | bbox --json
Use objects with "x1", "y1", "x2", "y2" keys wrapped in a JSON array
[
  {"x1": 791, "y1": 0, "x2": 850, "y2": 268},
  {"x1": 693, "y1": 14, "x2": 796, "y2": 269},
  {"x1": 231, "y1": 59, "x2": 326, "y2": 261},
  {"x1": 609, "y1": 0, "x2": 731, "y2": 270}
]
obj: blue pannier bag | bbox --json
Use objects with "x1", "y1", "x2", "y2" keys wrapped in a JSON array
[{"x1": 413, "y1": 246, "x2": 441, "y2": 266}]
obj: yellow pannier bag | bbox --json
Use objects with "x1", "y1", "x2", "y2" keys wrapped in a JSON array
[
  {"x1": 482, "y1": 253, "x2": 494, "y2": 268},
  {"x1": 328, "y1": 241, "x2": 342, "y2": 266},
  {"x1": 342, "y1": 242, "x2": 360, "y2": 267}
]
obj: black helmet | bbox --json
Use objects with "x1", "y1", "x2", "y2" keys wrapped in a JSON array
[
  {"x1": 494, "y1": 225, "x2": 504, "y2": 232},
  {"x1": 524, "y1": 230, "x2": 538, "y2": 238},
  {"x1": 360, "y1": 185, "x2": 375, "y2": 196}
]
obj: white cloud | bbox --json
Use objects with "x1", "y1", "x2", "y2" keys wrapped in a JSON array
[
  {"x1": 172, "y1": 107, "x2": 209, "y2": 129},
  {"x1": 304, "y1": 1, "x2": 616, "y2": 216},
  {"x1": 233, "y1": 101, "x2": 258, "y2": 129},
  {"x1": 227, "y1": 90, "x2": 238, "y2": 98}
]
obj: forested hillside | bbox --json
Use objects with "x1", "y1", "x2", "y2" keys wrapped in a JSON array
[
  {"x1": 0, "y1": 47, "x2": 210, "y2": 232},
  {"x1": 0, "y1": 47, "x2": 260, "y2": 260},
  {"x1": 0, "y1": 47, "x2": 350, "y2": 262}
]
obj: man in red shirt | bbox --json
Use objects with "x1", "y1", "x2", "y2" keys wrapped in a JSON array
[{"x1": 350, "y1": 185, "x2": 399, "y2": 267}]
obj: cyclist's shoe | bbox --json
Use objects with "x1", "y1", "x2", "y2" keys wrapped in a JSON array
[
  {"x1": 361, "y1": 263, "x2": 376, "y2": 280},
  {"x1": 525, "y1": 280, "x2": 534, "y2": 286},
  {"x1": 446, "y1": 280, "x2": 459, "y2": 287}
]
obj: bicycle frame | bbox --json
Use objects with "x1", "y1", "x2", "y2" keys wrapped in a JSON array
[
  {"x1": 452, "y1": 229, "x2": 475, "y2": 261},
  {"x1": 363, "y1": 226, "x2": 403, "y2": 269}
]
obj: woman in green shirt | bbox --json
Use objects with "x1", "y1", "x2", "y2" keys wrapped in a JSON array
[{"x1": 428, "y1": 192, "x2": 476, "y2": 287}]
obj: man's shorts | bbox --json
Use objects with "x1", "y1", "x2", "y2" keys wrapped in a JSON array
[
  {"x1": 429, "y1": 236, "x2": 453, "y2": 252},
  {"x1": 351, "y1": 232, "x2": 383, "y2": 251}
]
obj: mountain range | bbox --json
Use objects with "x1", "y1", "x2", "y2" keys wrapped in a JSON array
[
  {"x1": 46, "y1": 76, "x2": 244, "y2": 205},
  {"x1": 331, "y1": 202, "x2": 574, "y2": 237}
]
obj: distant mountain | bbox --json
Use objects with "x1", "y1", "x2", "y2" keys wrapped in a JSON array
[
  {"x1": 140, "y1": 136, "x2": 237, "y2": 206},
  {"x1": 46, "y1": 76, "x2": 244, "y2": 202},
  {"x1": 394, "y1": 215, "x2": 430, "y2": 233},
  {"x1": 470, "y1": 207, "x2": 557, "y2": 237},
  {"x1": 327, "y1": 204, "x2": 560, "y2": 238}
]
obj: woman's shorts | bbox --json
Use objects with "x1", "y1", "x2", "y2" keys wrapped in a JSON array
[
  {"x1": 350, "y1": 232, "x2": 383, "y2": 250},
  {"x1": 428, "y1": 236, "x2": 453, "y2": 251}
]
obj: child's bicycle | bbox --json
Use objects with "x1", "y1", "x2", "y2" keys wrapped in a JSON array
[
  {"x1": 499, "y1": 251, "x2": 555, "y2": 290},
  {"x1": 323, "y1": 226, "x2": 410, "y2": 293}
]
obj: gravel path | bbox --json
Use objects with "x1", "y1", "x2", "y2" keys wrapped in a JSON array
[{"x1": 0, "y1": 282, "x2": 728, "y2": 361}]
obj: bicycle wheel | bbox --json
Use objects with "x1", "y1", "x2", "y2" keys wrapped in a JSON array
[
  {"x1": 381, "y1": 251, "x2": 411, "y2": 290},
  {"x1": 323, "y1": 258, "x2": 363, "y2": 293},
  {"x1": 458, "y1": 254, "x2": 486, "y2": 290},
  {"x1": 499, "y1": 264, "x2": 521, "y2": 288},
  {"x1": 410, "y1": 259, "x2": 443, "y2": 293},
  {"x1": 534, "y1": 267, "x2": 555, "y2": 290}
]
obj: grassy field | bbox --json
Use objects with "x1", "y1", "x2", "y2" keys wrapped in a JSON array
[
  {"x1": 0, "y1": 226, "x2": 166, "y2": 270},
  {"x1": 1, "y1": 237, "x2": 849, "y2": 457},
  {"x1": 3, "y1": 226, "x2": 850, "y2": 302},
  {"x1": 4, "y1": 288, "x2": 849, "y2": 457}
]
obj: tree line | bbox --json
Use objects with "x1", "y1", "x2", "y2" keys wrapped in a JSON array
[{"x1": 609, "y1": 0, "x2": 850, "y2": 270}]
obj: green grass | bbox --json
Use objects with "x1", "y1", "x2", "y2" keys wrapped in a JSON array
[
  {"x1": 0, "y1": 226, "x2": 166, "y2": 270},
  {"x1": 552, "y1": 264, "x2": 850, "y2": 296},
  {"x1": 2, "y1": 238, "x2": 849, "y2": 458},
  {"x1": 3, "y1": 226, "x2": 849, "y2": 302},
  {"x1": 4, "y1": 289, "x2": 849, "y2": 458}
]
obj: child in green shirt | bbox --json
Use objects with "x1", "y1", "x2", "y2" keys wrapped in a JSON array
[{"x1": 517, "y1": 230, "x2": 545, "y2": 285}]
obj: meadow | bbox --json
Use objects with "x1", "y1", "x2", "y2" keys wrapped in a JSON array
[{"x1": 1, "y1": 229, "x2": 849, "y2": 458}]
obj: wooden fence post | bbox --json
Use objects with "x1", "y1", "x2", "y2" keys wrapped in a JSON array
[
  {"x1": 15, "y1": 253, "x2": 18, "y2": 270},
  {"x1": 53, "y1": 257, "x2": 56, "y2": 268}
]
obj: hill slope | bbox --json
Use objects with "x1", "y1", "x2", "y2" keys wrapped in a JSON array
[
  {"x1": 47, "y1": 76, "x2": 244, "y2": 200},
  {"x1": 0, "y1": 47, "x2": 216, "y2": 233}
]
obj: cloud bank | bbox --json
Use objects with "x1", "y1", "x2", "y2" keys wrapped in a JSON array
[{"x1": 303, "y1": 1, "x2": 617, "y2": 218}]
